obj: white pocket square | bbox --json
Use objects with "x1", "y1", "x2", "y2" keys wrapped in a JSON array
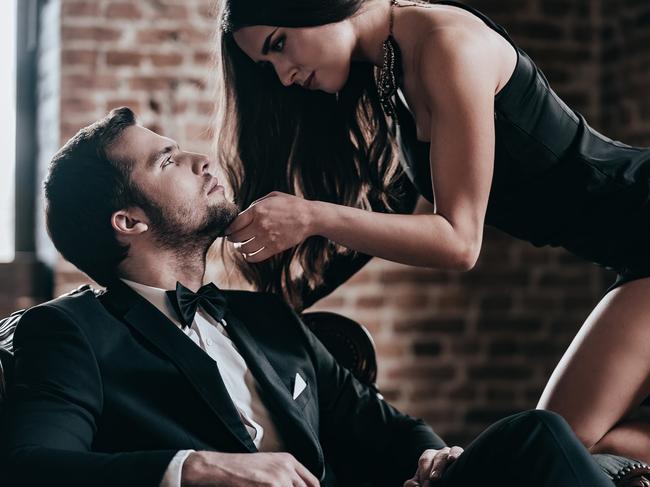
[{"x1": 292, "y1": 372, "x2": 307, "y2": 400}]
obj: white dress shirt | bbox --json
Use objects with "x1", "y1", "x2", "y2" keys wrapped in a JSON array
[{"x1": 120, "y1": 279, "x2": 284, "y2": 487}]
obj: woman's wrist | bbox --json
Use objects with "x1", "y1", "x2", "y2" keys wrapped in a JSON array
[{"x1": 305, "y1": 199, "x2": 334, "y2": 238}]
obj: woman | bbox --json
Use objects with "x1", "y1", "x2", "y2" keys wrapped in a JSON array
[{"x1": 214, "y1": 0, "x2": 650, "y2": 476}]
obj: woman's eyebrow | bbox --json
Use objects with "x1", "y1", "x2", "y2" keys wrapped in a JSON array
[{"x1": 261, "y1": 27, "x2": 280, "y2": 55}]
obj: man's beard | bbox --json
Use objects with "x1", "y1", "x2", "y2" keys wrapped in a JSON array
[{"x1": 142, "y1": 196, "x2": 239, "y2": 253}]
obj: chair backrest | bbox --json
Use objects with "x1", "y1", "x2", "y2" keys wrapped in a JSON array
[
  {"x1": 301, "y1": 311, "x2": 379, "y2": 392},
  {"x1": 0, "y1": 310, "x2": 20, "y2": 408},
  {"x1": 0, "y1": 285, "x2": 99, "y2": 409}
]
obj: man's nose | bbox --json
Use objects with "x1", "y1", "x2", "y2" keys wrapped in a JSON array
[{"x1": 187, "y1": 152, "x2": 211, "y2": 175}]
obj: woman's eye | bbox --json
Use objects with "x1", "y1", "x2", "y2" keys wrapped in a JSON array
[
  {"x1": 162, "y1": 157, "x2": 173, "y2": 168},
  {"x1": 271, "y1": 36, "x2": 285, "y2": 52}
]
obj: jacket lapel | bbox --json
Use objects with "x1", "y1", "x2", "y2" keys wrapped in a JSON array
[
  {"x1": 223, "y1": 308, "x2": 324, "y2": 477},
  {"x1": 102, "y1": 282, "x2": 257, "y2": 452}
]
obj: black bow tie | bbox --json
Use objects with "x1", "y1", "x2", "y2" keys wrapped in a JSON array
[{"x1": 166, "y1": 282, "x2": 228, "y2": 328}]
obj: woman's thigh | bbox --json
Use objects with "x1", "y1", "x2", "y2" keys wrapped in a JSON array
[{"x1": 537, "y1": 276, "x2": 650, "y2": 448}]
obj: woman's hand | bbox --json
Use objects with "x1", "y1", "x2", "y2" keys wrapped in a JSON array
[
  {"x1": 225, "y1": 191, "x2": 317, "y2": 263},
  {"x1": 403, "y1": 446, "x2": 464, "y2": 486}
]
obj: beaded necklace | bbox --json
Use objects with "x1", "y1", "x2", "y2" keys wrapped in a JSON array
[{"x1": 375, "y1": 0, "x2": 403, "y2": 119}]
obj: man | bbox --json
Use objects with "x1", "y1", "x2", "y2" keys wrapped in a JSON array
[{"x1": 0, "y1": 108, "x2": 612, "y2": 487}]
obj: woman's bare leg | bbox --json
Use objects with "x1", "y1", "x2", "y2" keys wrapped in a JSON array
[
  {"x1": 538, "y1": 277, "x2": 650, "y2": 462},
  {"x1": 591, "y1": 419, "x2": 650, "y2": 461}
]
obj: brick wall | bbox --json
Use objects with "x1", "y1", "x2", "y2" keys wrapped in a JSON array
[
  {"x1": 49, "y1": 0, "x2": 648, "y2": 446},
  {"x1": 600, "y1": 0, "x2": 650, "y2": 145}
]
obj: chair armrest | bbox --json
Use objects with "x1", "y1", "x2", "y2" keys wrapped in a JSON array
[{"x1": 593, "y1": 453, "x2": 650, "y2": 486}]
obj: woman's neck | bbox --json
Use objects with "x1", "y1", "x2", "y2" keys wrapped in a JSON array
[{"x1": 350, "y1": 0, "x2": 393, "y2": 66}]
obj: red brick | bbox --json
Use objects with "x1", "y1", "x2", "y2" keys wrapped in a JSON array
[
  {"x1": 62, "y1": 26, "x2": 122, "y2": 42},
  {"x1": 61, "y1": 49, "x2": 98, "y2": 67},
  {"x1": 106, "y1": 51, "x2": 143, "y2": 67},
  {"x1": 152, "y1": 4, "x2": 189, "y2": 19},
  {"x1": 129, "y1": 76, "x2": 176, "y2": 91},
  {"x1": 477, "y1": 316, "x2": 542, "y2": 333},
  {"x1": 137, "y1": 28, "x2": 180, "y2": 44},
  {"x1": 194, "y1": 50, "x2": 214, "y2": 65},
  {"x1": 412, "y1": 341, "x2": 443, "y2": 357},
  {"x1": 197, "y1": 101, "x2": 214, "y2": 115},
  {"x1": 150, "y1": 53, "x2": 184, "y2": 67},
  {"x1": 376, "y1": 342, "x2": 410, "y2": 358},
  {"x1": 387, "y1": 364, "x2": 457, "y2": 381},
  {"x1": 172, "y1": 100, "x2": 189, "y2": 114},
  {"x1": 105, "y1": 3, "x2": 143, "y2": 19},
  {"x1": 395, "y1": 317, "x2": 466, "y2": 334},
  {"x1": 197, "y1": 3, "x2": 218, "y2": 19},
  {"x1": 61, "y1": 97, "x2": 96, "y2": 114},
  {"x1": 310, "y1": 296, "x2": 345, "y2": 309},
  {"x1": 62, "y1": 2, "x2": 100, "y2": 17},
  {"x1": 62, "y1": 74, "x2": 120, "y2": 91},
  {"x1": 356, "y1": 295, "x2": 384, "y2": 308},
  {"x1": 468, "y1": 365, "x2": 534, "y2": 381},
  {"x1": 179, "y1": 27, "x2": 212, "y2": 44},
  {"x1": 379, "y1": 268, "x2": 453, "y2": 284},
  {"x1": 393, "y1": 293, "x2": 430, "y2": 309}
]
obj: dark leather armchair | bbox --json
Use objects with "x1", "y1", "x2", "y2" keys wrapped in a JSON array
[
  {"x1": 301, "y1": 311, "x2": 379, "y2": 393},
  {"x1": 0, "y1": 311, "x2": 18, "y2": 410}
]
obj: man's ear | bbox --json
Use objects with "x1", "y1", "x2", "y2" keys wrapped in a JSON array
[{"x1": 111, "y1": 208, "x2": 149, "y2": 239}]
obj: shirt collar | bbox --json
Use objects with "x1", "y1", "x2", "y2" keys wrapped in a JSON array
[{"x1": 121, "y1": 278, "x2": 182, "y2": 328}]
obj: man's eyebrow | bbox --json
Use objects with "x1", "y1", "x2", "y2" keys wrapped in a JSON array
[
  {"x1": 261, "y1": 27, "x2": 280, "y2": 56},
  {"x1": 147, "y1": 143, "x2": 179, "y2": 168}
]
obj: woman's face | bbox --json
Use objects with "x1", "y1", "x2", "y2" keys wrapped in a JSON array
[{"x1": 233, "y1": 22, "x2": 356, "y2": 94}]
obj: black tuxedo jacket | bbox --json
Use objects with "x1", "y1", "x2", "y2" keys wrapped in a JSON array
[{"x1": 0, "y1": 282, "x2": 443, "y2": 486}]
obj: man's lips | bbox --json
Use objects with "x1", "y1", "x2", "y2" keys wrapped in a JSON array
[{"x1": 207, "y1": 179, "x2": 222, "y2": 195}]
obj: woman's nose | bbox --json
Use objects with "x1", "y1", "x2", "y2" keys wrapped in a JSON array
[{"x1": 275, "y1": 60, "x2": 297, "y2": 87}]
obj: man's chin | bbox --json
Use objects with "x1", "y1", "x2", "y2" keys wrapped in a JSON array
[{"x1": 202, "y1": 200, "x2": 240, "y2": 238}]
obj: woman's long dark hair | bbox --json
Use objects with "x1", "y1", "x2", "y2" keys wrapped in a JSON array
[{"x1": 215, "y1": 0, "x2": 406, "y2": 308}]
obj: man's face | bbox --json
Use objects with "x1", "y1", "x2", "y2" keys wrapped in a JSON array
[{"x1": 108, "y1": 124, "x2": 239, "y2": 249}]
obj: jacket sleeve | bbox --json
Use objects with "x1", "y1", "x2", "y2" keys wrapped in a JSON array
[
  {"x1": 0, "y1": 304, "x2": 177, "y2": 487},
  {"x1": 281, "y1": 299, "x2": 446, "y2": 486}
]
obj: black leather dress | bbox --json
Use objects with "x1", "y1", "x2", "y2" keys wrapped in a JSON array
[{"x1": 397, "y1": 0, "x2": 650, "y2": 292}]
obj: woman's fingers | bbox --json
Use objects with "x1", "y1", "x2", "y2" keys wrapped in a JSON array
[
  {"x1": 228, "y1": 230, "x2": 256, "y2": 244},
  {"x1": 235, "y1": 237, "x2": 263, "y2": 254},
  {"x1": 243, "y1": 247, "x2": 273, "y2": 263},
  {"x1": 225, "y1": 208, "x2": 254, "y2": 236},
  {"x1": 250, "y1": 191, "x2": 284, "y2": 207}
]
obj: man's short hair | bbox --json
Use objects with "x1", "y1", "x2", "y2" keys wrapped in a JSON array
[{"x1": 44, "y1": 107, "x2": 142, "y2": 286}]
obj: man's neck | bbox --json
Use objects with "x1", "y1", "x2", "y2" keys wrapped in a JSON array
[{"x1": 119, "y1": 247, "x2": 209, "y2": 292}]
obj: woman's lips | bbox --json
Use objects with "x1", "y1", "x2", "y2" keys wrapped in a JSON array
[{"x1": 303, "y1": 71, "x2": 315, "y2": 89}]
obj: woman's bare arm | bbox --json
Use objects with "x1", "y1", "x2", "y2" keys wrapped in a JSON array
[{"x1": 228, "y1": 27, "x2": 500, "y2": 271}]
